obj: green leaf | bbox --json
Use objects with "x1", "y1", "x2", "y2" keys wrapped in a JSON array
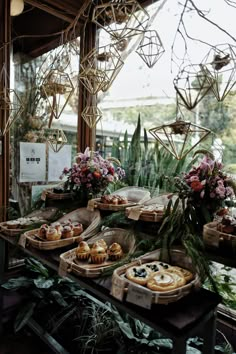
[
  {"x1": 50, "y1": 290, "x2": 68, "y2": 307},
  {"x1": 14, "y1": 301, "x2": 36, "y2": 332},
  {"x1": 25, "y1": 257, "x2": 49, "y2": 278},
  {"x1": 33, "y1": 276, "x2": 54, "y2": 289},
  {"x1": 1, "y1": 276, "x2": 32, "y2": 290}
]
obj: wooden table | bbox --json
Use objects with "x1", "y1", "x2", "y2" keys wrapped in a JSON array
[{"x1": 0, "y1": 233, "x2": 221, "y2": 354}]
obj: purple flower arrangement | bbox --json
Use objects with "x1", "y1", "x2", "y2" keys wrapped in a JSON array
[
  {"x1": 175, "y1": 155, "x2": 236, "y2": 217},
  {"x1": 60, "y1": 148, "x2": 125, "y2": 197}
]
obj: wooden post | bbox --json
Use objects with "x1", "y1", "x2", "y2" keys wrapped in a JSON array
[
  {"x1": 0, "y1": 0, "x2": 10, "y2": 222},
  {"x1": 77, "y1": 21, "x2": 96, "y2": 153}
]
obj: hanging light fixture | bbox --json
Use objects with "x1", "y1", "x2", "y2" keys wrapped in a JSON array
[
  {"x1": 136, "y1": 30, "x2": 165, "y2": 68},
  {"x1": 10, "y1": 0, "x2": 24, "y2": 16},
  {"x1": 149, "y1": 116, "x2": 211, "y2": 160},
  {"x1": 0, "y1": 89, "x2": 23, "y2": 136},
  {"x1": 81, "y1": 105, "x2": 103, "y2": 128},
  {"x1": 47, "y1": 129, "x2": 67, "y2": 153}
]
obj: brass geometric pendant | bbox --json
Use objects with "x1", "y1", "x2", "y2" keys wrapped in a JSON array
[
  {"x1": 80, "y1": 44, "x2": 124, "y2": 94},
  {"x1": 81, "y1": 105, "x2": 102, "y2": 128},
  {"x1": 201, "y1": 43, "x2": 236, "y2": 101},
  {"x1": 41, "y1": 70, "x2": 74, "y2": 128},
  {"x1": 47, "y1": 129, "x2": 67, "y2": 153},
  {"x1": 0, "y1": 89, "x2": 23, "y2": 136},
  {"x1": 174, "y1": 64, "x2": 214, "y2": 110},
  {"x1": 149, "y1": 119, "x2": 211, "y2": 160},
  {"x1": 92, "y1": 0, "x2": 150, "y2": 40},
  {"x1": 136, "y1": 30, "x2": 165, "y2": 68}
]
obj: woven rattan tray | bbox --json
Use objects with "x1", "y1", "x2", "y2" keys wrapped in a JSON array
[
  {"x1": 18, "y1": 207, "x2": 101, "y2": 250},
  {"x1": 203, "y1": 221, "x2": 236, "y2": 248},
  {"x1": 59, "y1": 228, "x2": 136, "y2": 278},
  {"x1": 45, "y1": 190, "x2": 72, "y2": 200},
  {"x1": 0, "y1": 223, "x2": 27, "y2": 237},
  {"x1": 111, "y1": 249, "x2": 201, "y2": 305},
  {"x1": 88, "y1": 186, "x2": 151, "y2": 211}
]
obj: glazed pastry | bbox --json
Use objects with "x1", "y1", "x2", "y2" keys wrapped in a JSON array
[
  {"x1": 61, "y1": 225, "x2": 74, "y2": 239},
  {"x1": 117, "y1": 196, "x2": 128, "y2": 204},
  {"x1": 54, "y1": 222, "x2": 63, "y2": 233},
  {"x1": 90, "y1": 244, "x2": 107, "y2": 264},
  {"x1": 164, "y1": 268, "x2": 186, "y2": 287},
  {"x1": 108, "y1": 242, "x2": 123, "y2": 261},
  {"x1": 38, "y1": 224, "x2": 49, "y2": 239},
  {"x1": 46, "y1": 227, "x2": 61, "y2": 241},
  {"x1": 147, "y1": 271, "x2": 178, "y2": 292},
  {"x1": 125, "y1": 265, "x2": 152, "y2": 286},
  {"x1": 169, "y1": 266, "x2": 194, "y2": 282},
  {"x1": 72, "y1": 222, "x2": 83, "y2": 236},
  {"x1": 92, "y1": 239, "x2": 108, "y2": 251},
  {"x1": 76, "y1": 241, "x2": 90, "y2": 261},
  {"x1": 145, "y1": 261, "x2": 170, "y2": 273}
]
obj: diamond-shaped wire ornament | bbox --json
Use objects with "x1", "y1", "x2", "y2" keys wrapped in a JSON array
[
  {"x1": 41, "y1": 70, "x2": 74, "y2": 128},
  {"x1": 0, "y1": 89, "x2": 23, "y2": 136},
  {"x1": 80, "y1": 44, "x2": 124, "y2": 94},
  {"x1": 81, "y1": 105, "x2": 103, "y2": 128},
  {"x1": 92, "y1": 0, "x2": 149, "y2": 41},
  {"x1": 149, "y1": 119, "x2": 211, "y2": 160},
  {"x1": 47, "y1": 129, "x2": 67, "y2": 153},
  {"x1": 136, "y1": 30, "x2": 165, "y2": 68},
  {"x1": 201, "y1": 43, "x2": 236, "y2": 101},
  {"x1": 174, "y1": 64, "x2": 215, "y2": 110}
]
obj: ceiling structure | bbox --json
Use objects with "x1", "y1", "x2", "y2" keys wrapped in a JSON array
[{"x1": 11, "y1": 0, "x2": 153, "y2": 59}]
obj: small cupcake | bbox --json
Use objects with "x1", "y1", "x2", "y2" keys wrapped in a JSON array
[
  {"x1": 54, "y1": 222, "x2": 63, "y2": 233},
  {"x1": 72, "y1": 222, "x2": 83, "y2": 236},
  {"x1": 90, "y1": 244, "x2": 107, "y2": 264},
  {"x1": 108, "y1": 242, "x2": 123, "y2": 261},
  {"x1": 76, "y1": 241, "x2": 90, "y2": 261},
  {"x1": 61, "y1": 225, "x2": 74, "y2": 239},
  {"x1": 93, "y1": 239, "x2": 108, "y2": 251},
  {"x1": 46, "y1": 227, "x2": 61, "y2": 241},
  {"x1": 38, "y1": 224, "x2": 49, "y2": 239}
]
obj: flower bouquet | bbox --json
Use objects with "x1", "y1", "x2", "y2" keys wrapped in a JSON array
[
  {"x1": 174, "y1": 154, "x2": 236, "y2": 228},
  {"x1": 60, "y1": 148, "x2": 126, "y2": 204}
]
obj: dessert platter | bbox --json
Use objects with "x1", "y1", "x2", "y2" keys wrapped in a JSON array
[
  {"x1": 20, "y1": 207, "x2": 101, "y2": 250},
  {"x1": 59, "y1": 228, "x2": 136, "y2": 278},
  {"x1": 111, "y1": 248, "x2": 201, "y2": 305},
  {"x1": 203, "y1": 214, "x2": 236, "y2": 250},
  {"x1": 88, "y1": 186, "x2": 151, "y2": 211},
  {"x1": 0, "y1": 216, "x2": 47, "y2": 236}
]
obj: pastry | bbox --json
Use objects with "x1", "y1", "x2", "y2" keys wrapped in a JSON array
[
  {"x1": 53, "y1": 222, "x2": 63, "y2": 233},
  {"x1": 76, "y1": 241, "x2": 90, "y2": 261},
  {"x1": 38, "y1": 224, "x2": 49, "y2": 239},
  {"x1": 145, "y1": 261, "x2": 170, "y2": 273},
  {"x1": 61, "y1": 225, "x2": 74, "y2": 239},
  {"x1": 164, "y1": 267, "x2": 186, "y2": 287},
  {"x1": 147, "y1": 271, "x2": 178, "y2": 292},
  {"x1": 72, "y1": 222, "x2": 83, "y2": 236},
  {"x1": 6, "y1": 220, "x2": 20, "y2": 229},
  {"x1": 92, "y1": 239, "x2": 108, "y2": 251},
  {"x1": 90, "y1": 244, "x2": 107, "y2": 264},
  {"x1": 108, "y1": 242, "x2": 123, "y2": 261},
  {"x1": 46, "y1": 227, "x2": 61, "y2": 241},
  {"x1": 169, "y1": 266, "x2": 194, "y2": 282},
  {"x1": 117, "y1": 196, "x2": 128, "y2": 204},
  {"x1": 125, "y1": 265, "x2": 152, "y2": 286}
]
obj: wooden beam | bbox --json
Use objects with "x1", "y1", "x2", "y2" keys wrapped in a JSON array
[
  {"x1": 24, "y1": 0, "x2": 74, "y2": 23},
  {"x1": 0, "y1": 0, "x2": 10, "y2": 221}
]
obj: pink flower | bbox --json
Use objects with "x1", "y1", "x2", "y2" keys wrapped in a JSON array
[
  {"x1": 190, "y1": 175, "x2": 199, "y2": 182},
  {"x1": 190, "y1": 181, "x2": 204, "y2": 192},
  {"x1": 215, "y1": 186, "x2": 226, "y2": 198}
]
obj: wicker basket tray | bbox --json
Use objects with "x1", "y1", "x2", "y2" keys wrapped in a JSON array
[
  {"x1": 125, "y1": 195, "x2": 167, "y2": 222},
  {"x1": 0, "y1": 223, "x2": 27, "y2": 237},
  {"x1": 19, "y1": 207, "x2": 101, "y2": 250},
  {"x1": 111, "y1": 249, "x2": 201, "y2": 305},
  {"x1": 59, "y1": 228, "x2": 136, "y2": 278},
  {"x1": 20, "y1": 229, "x2": 83, "y2": 250},
  {"x1": 203, "y1": 221, "x2": 236, "y2": 249},
  {"x1": 45, "y1": 190, "x2": 72, "y2": 200},
  {"x1": 88, "y1": 187, "x2": 151, "y2": 211}
]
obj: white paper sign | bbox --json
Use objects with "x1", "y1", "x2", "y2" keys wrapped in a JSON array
[
  {"x1": 48, "y1": 145, "x2": 72, "y2": 182},
  {"x1": 19, "y1": 142, "x2": 46, "y2": 182},
  {"x1": 126, "y1": 283, "x2": 152, "y2": 309}
]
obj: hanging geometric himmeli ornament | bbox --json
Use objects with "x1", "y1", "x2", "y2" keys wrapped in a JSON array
[
  {"x1": 201, "y1": 43, "x2": 236, "y2": 101},
  {"x1": 136, "y1": 30, "x2": 165, "y2": 68},
  {"x1": 80, "y1": 44, "x2": 124, "y2": 94},
  {"x1": 40, "y1": 70, "x2": 74, "y2": 128},
  {"x1": 174, "y1": 64, "x2": 215, "y2": 110},
  {"x1": 92, "y1": 0, "x2": 149, "y2": 41},
  {"x1": 0, "y1": 89, "x2": 23, "y2": 136},
  {"x1": 149, "y1": 118, "x2": 211, "y2": 160},
  {"x1": 81, "y1": 105, "x2": 103, "y2": 128},
  {"x1": 47, "y1": 129, "x2": 67, "y2": 153}
]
